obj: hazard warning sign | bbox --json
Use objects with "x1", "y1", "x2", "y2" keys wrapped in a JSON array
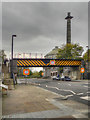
[
  {"x1": 80, "y1": 68, "x2": 85, "y2": 73},
  {"x1": 23, "y1": 69, "x2": 30, "y2": 75},
  {"x1": 50, "y1": 60, "x2": 55, "y2": 65}
]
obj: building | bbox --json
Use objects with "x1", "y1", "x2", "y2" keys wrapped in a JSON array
[
  {"x1": 43, "y1": 46, "x2": 59, "y2": 78},
  {"x1": 43, "y1": 46, "x2": 80, "y2": 80},
  {"x1": 43, "y1": 12, "x2": 80, "y2": 80}
]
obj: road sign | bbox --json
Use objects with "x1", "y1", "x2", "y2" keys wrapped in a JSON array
[
  {"x1": 42, "y1": 72, "x2": 44, "y2": 76},
  {"x1": 50, "y1": 60, "x2": 55, "y2": 65},
  {"x1": 23, "y1": 69, "x2": 30, "y2": 75},
  {"x1": 80, "y1": 68, "x2": 85, "y2": 73}
]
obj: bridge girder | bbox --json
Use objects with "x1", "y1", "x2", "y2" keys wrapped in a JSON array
[{"x1": 12, "y1": 58, "x2": 82, "y2": 67}]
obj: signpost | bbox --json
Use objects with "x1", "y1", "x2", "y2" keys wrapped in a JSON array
[
  {"x1": 23, "y1": 69, "x2": 30, "y2": 75},
  {"x1": 42, "y1": 72, "x2": 44, "y2": 76},
  {"x1": 50, "y1": 60, "x2": 55, "y2": 65},
  {"x1": 23, "y1": 69, "x2": 30, "y2": 84},
  {"x1": 80, "y1": 68, "x2": 85, "y2": 73},
  {"x1": 80, "y1": 68, "x2": 85, "y2": 79}
]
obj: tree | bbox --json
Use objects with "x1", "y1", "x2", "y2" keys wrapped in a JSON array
[
  {"x1": 0, "y1": 50, "x2": 7, "y2": 64},
  {"x1": 83, "y1": 49, "x2": 90, "y2": 61},
  {"x1": 56, "y1": 44, "x2": 84, "y2": 74},
  {"x1": 30, "y1": 69, "x2": 33, "y2": 75},
  {"x1": 32, "y1": 71, "x2": 40, "y2": 78},
  {"x1": 39, "y1": 70, "x2": 43, "y2": 77},
  {"x1": 56, "y1": 43, "x2": 84, "y2": 59}
]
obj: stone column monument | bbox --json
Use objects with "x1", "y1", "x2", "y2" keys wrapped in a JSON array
[{"x1": 65, "y1": 12, "x2": 73, "y2": 44}]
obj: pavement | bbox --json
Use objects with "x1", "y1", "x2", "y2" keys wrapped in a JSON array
[
  {"x1": 0, "y1": 79, "x2": 2, "y2": 120},
  {"x1": 2, "y1": 83, "x2": 89, "y2": 119}
]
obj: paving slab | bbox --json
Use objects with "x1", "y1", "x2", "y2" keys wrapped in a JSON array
[
  {"x1": 2, "y1": 85, "x2": 60, "y2": 116},
  {"x1": 2, "y1": 84, "x2": 89, "y2": 119}
]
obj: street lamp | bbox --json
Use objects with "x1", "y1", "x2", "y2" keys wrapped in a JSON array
[
  {"x1": 86, "y1": 45, "x2": 90, "y2": 79},
  {"x1": 11, "y1": 35, "x2": 17, "y2": 79},
  {"x1": 12, "y1": 35, "x2": 17, "y2": 60}
]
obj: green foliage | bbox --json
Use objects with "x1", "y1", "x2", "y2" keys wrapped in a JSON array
[
  {"x1": 56, "y1": 43, "x2": 83, "y2": 59},
  {"x1": 58, "y1": 67, "x2": 63, "y2": 73},
  {"x1": 39, "y1": 70, "x2": 43, "y2": 77},
  {"x1": 32, "y1": 71, "x2": 40, "y2": 78},
  {"x1": 17, "y1": 68, "x2": 33, "y2": 77},
  {"x1": 17, "y1": 67, "x2": 43, "y2": 78},
  {"x1": 83, "y1": 49, "x2": 90, "y2": 61},
  {"x1": 0, "y1": 50, "x2": 6, "y2": 64},
  {"x1": 30, "y1": 70, "x2": 33, "y2": 75}
]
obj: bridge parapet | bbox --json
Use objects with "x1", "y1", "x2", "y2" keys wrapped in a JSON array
[{"x1": 13, "y1": 58, "x2": 82, "y2": 67}]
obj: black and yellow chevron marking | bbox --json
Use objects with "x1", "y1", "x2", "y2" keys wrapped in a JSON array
[
  {"x1": 17, "y1": 59, "x2": 81, "y2": 67},
  {"x1": 55, "y1": 60, "x2": 81, "y2": 66}
]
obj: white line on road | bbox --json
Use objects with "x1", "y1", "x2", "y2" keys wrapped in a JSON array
[
  {"x1": 83, "y1": 86, "x2": 90, "y2": 88},
  {"x1": 84, "y1": 83, "x2": 88, "y2": 84},
  {"x1": 58, "y1": 83, "x2": 60, "y2": 84},
  {"x1": 66, "y1": 94, "x2": 73, "y2": 97},
  {"x1": 62, "y1": 89, "x2": 76, "y2": 94},
  {"x1": 77, "y1": 93, "x2": 84, "y2": 95},
  {"x1": 68, "y1": 84, "x2": 71, "y2": 86},
  {"x1": 45, "y1": 85, "x2": 76, "y2": 94},
  {"x1": 80, "y1": 96, "x2": 90, "y2": 101},
  {"x1": 87, "y1": 92, "x2": 90, "y2": 93},
  {"x1": 84, "y1": 86, "x2": 88, "y2": 87}
]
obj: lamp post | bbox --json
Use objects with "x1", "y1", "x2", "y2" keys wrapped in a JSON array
[
  {"x1": 12, "y1": 35, "x2": 17, "y2": 60},
  {"x1": 11, "y1": 35, "x2": 17, "y2": 79},
  {"x1": 86, "y1": 46, "x2": 89, "y2": 60},
  {"x1": 86, "y1": 46, "x2": 90, "y2": 79}
]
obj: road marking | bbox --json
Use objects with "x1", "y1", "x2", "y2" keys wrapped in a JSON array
[
  {"x1": 37, "y1": 86, "x2": 64, "y2": 97},
  {"x1": 87, "y1": 92, "x2": 90, "y2": 93},
  {"x1": 73, "y1": 113, "x2": 88, "y2": 118},
  {"x1": 66, "y1": 94, "x2": 73, "y2": 97},
  {"x1": 58, "y1": 83, "x2": 60, "y2": 84},
  {"x1": 83, "y1": 86, "x2": 90, "y2": 88},
  {"x1": 77, "y1": 93, "x2": 83, "y2": 95},
  {"x1": 46, "y1": 85, "x2": 76, "y2": 95},
  {"x1": 80, "y1": 96, "x2": 90, "y2": 101},
  {"x1": 68, "y1": 84, "x2": 71, "y2": 86},
  {"x1": 85, "y1": 83, "x2": 88, "y2": 84},
  {"x1": 62, "y1": 89, "x2": 76, "y2": 95},
  {"x1": 84, "y1": 86, "x2": 88, "y2": 87}
]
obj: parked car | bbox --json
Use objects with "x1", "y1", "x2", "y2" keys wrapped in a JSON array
[
  {"x1": 61, "y1": 76, "x2": 71, "y2": 81},
  {"x1": 52, "y1": 76, "x2": 61, "y2": 80},
  {"x1": 61, "y1": 75, "x2": 65, "y2": 81},
  {"x1": 56, "y1": 76, "x2": 61, "y2": 80}
]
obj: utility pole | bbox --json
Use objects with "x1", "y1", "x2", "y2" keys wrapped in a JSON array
[
  {"x1": 86, "y1": 46, "x2": 90, "y2": 79},
  {"x1": 12, "y1": 35, "x2": 17, "y2": 60},
  {"x1": 11, "y1": 35, "x2": 17, "y2": 78}
]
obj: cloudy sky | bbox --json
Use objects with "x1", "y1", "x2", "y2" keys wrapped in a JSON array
[{"x1": 2, "y1": 2, "x2": 88, "y2": 58}]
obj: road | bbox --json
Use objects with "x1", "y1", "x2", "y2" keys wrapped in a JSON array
[{"x1": 17, "y1": 78, "x2": 89, "y2": 106}]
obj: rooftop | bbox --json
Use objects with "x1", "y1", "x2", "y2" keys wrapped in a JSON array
[{"x1": 44, "y1": 46, "x2": 59, "y2": 57}]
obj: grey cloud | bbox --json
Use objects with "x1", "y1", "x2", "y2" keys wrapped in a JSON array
[{"x1": 2, "y1": 2, "x2": 88, "y2": 57}]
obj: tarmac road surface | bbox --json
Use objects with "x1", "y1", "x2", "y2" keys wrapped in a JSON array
[{"x1": 17, "y1": 78, "x2": 89, "y2": 106}]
